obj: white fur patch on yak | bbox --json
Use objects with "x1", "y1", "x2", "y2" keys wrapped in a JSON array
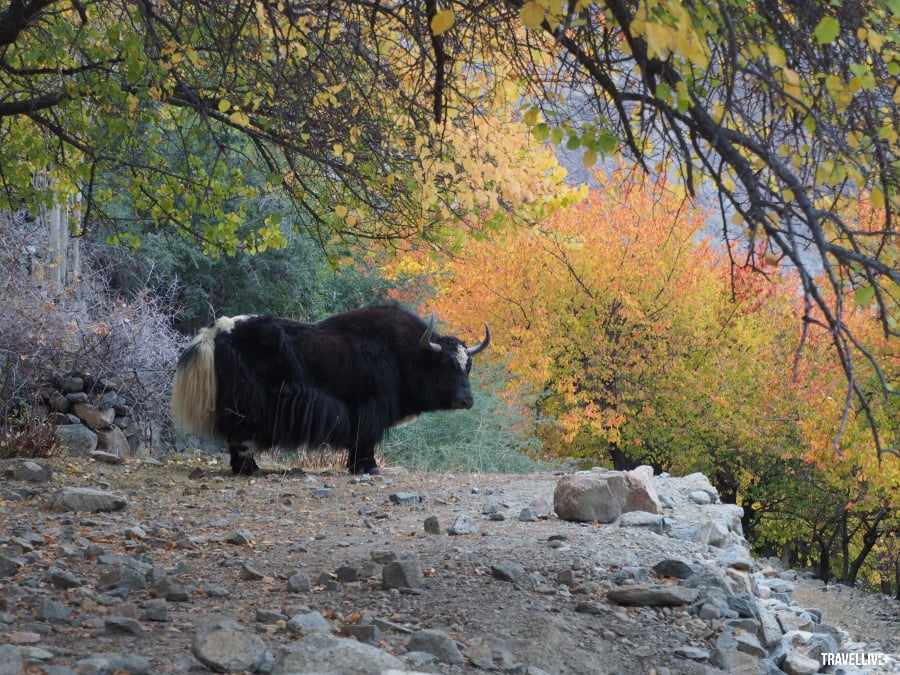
[{"x1": 454, "y1": 344, "x2": 469, "y2": 371}]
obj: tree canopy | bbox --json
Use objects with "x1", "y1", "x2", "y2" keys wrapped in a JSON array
[
  {"x1": 2, "y1": 0, "x2": 898, "y2": 455},
  {"x1": 0, "y1": 0, "x2": 570, "y2": 252}
]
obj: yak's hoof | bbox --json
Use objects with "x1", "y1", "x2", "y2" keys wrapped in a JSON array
[
  {"x1": 349, "y1": 462, "x2": 380, "y2": 476},
  {"x1": 231, "y1": 458, "x2": 260, "y2": 476}
]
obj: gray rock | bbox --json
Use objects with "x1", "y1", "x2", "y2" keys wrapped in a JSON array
[
  {"x1": 727, "y1": 594, "x2": 761, "y2": 619},
  {"x1": 674, "y1": 646, "x2": 710, "y2": 660},
  {"x1": 614, "y1": 510, "x2": 668, "y2": 533},
  {"x1": 370, "y1": 550, "x2": 398, "y2": 564},
  {"x1": 709, "y1": 648, "x2": 761, "y2": 674},
  {"x1": 90, "y1": 449, "x2": 123, "y2": 465},
  {"x1": 256, "y1": 608, "x2": 288, "y2": 623},
  {"x1": 0, "y1": 555, "x2": 23, "y2": 578},
  {"x1": 61, "y1": 376, "x2": 84, "y2": 393},
  {"x1": 407, "y1": 628, "x2": 464, "y2": 664},
  {"x1": 225, "y1": 529, "x2": 254, "y2": 545},
  {"x1": 490, "y1": 560, "x2": 525, "y2": 584},
  {"x1": 782, "y1": 650, "x2": 821, "y2": 675},
  {"x1": 97, "y1": 565, "x2": 146, "y2": 592},
  {"x1": 699, "y1": 602, "x2": 723, "y2": 620},
  {"x1": 717, "y1": 544, "x2": 755, "y2": 571},
  {"x1": 0, "y1": 645, "x2": 24, "y2": 675},
  {"x1": 46, "y1": 487, "x2": 126, "y2": 513},
  {"x1": 389, "y1": 491, "x2": 425, "y2": 505},
  {"x1": 287, "y1": 571, "x2": 311, "y2": 592},
  {"x1": 777, "y1": 610, "x2": 816, "y2": 633},
  {"x1": 684, "y1": 569, "x2": 738, "y2": 596},
  {"x1": 652, "y1": 558, "x2": 695, "y2": 579},
  {"x1": 606, "y1": 584, "x2": 700, "y2": 606},
  {"x1": 95, "y1": 425, "x2": 131, "y2": 457},
  {"x1": 105, "y1": 615, "x2": 144, "y2": 636},
  {"x1": 240, "y1": 562, "x2": 264, "y2": 581},
  {"x1": 75, "y1": 653, "x2": 151, "y2": 674},
  {"x1": 335, "y1": 564, "x2": 358, "y2": 582},
  {"x1": 144, "y1": 598, "x2": 168, "y2": 621},
  {"x1": 423, "y1": 515, "x2": 441, "y2": 534},
  {"x1": 518, "y1": 506, "x2": 539, "y2": 522},
  {"x1": 271, "y1": 632, "x2": 405, "y2": 674},
  {"x1": 622, "y1": 466, "x2": 663, "y2": 514},
  {"x1": 758, "y1": 606, "x2": 784, "y2": 647},
  {"x1": 689, "y1": 489, "x2": 712, "y2": 505},
  {"x1": 54, "y1": 424, "x2": 98, "y2": 455},
  {"x1": 448, "y1": 515, "x2": 479, "y2": 535},
  {"x1": 97, "y1": 555, "x2": 153, "y2": 576},
  {"x1": 609, "y1": 566, "x2": 650, "y2": 585},
  {"x1": 10, "y1": 460, "x2": 53, "y2": 482},
  {"x1": 554, "y1": 471, "x2": 627, "y2": 523},
  {"x1": 680, "y1": 473, "x2": 720, "y2": 501},
  {"x1": 73, "y1": 402, "x2": 115, "y2": 429},
  {"x1": 287, "y1": 610, "x2": 332, "y2": 634},
  {"x1": 734, "y1": 631, "x2": 766, "y2": 658},
  {"x1": 191, "y1": 619, "x2": 267, "y2": 673},
  {"x1": 37, "y1": 597, "x2": 70, "y2": 623},
  {"x1": 382, "y1": 556, "x2": 423, "y2": 590}
]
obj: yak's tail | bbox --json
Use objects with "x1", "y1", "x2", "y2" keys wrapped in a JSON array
[{"x1": 171, "y1": 316, "x2": 245, "y2": 437}]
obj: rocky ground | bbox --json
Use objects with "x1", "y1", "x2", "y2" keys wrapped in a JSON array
[{"x1": 1, "y1": 453, "x2": 899, "y2": 675}]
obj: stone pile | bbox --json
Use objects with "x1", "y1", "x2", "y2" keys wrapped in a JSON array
[
  {"x1": 555, "y1": 467, "x2": 899, "y2": 674},
  {"x1": 35, "y1": 371, "x2": 145, "y2": 460}
]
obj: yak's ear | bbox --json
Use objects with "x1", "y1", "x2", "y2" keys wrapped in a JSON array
[{"x1": 419, "y1": 312, "x2": 442, "y2": 353}]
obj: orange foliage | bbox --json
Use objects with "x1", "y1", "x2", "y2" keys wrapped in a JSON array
[{"x1": 424, "y1": 165, "x2": 808, "y2": 462}]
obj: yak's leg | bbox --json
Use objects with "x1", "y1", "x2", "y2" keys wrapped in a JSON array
[
  {"x1": 346, "y1": 440, "x2": 380, "y2": 475},
  {"x1": 229, "y1": 441, "x2": 260, "y2": 475}
]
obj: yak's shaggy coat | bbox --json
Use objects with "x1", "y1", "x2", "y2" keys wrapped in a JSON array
[{"x1": 171, "y1": 305, "x2": 489, "y2": 474}]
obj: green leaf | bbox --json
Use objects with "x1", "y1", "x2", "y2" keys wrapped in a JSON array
[
  {"x1": 814, "y1": 17, "x2": 840, "y2": 45},
  {"x1": 597, "y1": 131, "x2": 618, "y2": 154},
  {"x1": 853, "y1": 285, "x2": 875, "y2": 306},
  {"x1": 532, "y1": 123, "x2": 550, "y2": 142}
]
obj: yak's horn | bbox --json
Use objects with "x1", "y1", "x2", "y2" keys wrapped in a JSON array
[
  {"x1": 420, "y1": 312, "x2": 442, "y2": 352},
  {"x1": 466, "y1": 324, "x2": 491, "y2": 356}
]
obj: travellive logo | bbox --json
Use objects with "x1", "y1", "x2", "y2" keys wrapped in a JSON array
[{"x1": 821, "y1": 652, "x2": 889, "y2": 668}]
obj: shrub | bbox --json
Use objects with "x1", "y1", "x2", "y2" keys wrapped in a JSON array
[
  {"x1": 379, "y1": 363, "x2": 542, "y2": 473},
  {"x1": 0, "y1": 210, "x2": 186, "y2": 455}
]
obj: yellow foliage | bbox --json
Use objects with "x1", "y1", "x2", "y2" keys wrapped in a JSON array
[{"x1": 630, "y1": 0, "x2": 709, "y2": 68}]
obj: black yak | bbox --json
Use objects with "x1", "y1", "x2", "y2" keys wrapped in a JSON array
[{"x1": 170, "y1": 305, "x2": 490, "y2": 475}]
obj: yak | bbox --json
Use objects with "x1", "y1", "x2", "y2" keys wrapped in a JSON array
[{"x1": 170, "y1": 305, "x2": 490, "y2": 475}]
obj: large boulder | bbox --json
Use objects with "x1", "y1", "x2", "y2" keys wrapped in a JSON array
[
  {"x1": 554, "y1": 471, "x2": 627, "y2": 523},
  {"x1": 554, "y1": 466, "x2": 662, "y2": 523}
]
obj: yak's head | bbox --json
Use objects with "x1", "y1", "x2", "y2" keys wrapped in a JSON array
[{"x1": 418, "y1": 312, "x2": 490, "y2": 411}]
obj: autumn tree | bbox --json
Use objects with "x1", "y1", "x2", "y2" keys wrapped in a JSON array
[
  {"x1": 504, "y1": 0, "x2": 900, "y2": 456},
  {"x1": 402, "y1": 0, "x2": 900, "y2": 457},
  {"x1": 427, "y1": 167, "x2": 899, "y2": 588},
  {"x1": 429, "y1": 167, "x2": 799, "y2": 464},
  {"x1": 0, "y1": 0, "x2": 568, "y2": 254}
]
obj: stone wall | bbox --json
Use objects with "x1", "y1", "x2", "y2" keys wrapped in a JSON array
[{"x1": 36, "y1": 371, "x2": 147, "y2": 459}]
